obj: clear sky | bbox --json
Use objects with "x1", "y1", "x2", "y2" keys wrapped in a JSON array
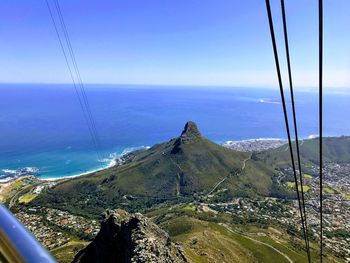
[{"x1": 0, "y1": 0, "x2": 349, "y2": 90}]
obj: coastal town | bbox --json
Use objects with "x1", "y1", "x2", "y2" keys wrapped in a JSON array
[{"x1": 222, "y1": 138, "x2": 287, "y2": 152}]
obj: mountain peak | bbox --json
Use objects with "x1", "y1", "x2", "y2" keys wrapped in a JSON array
[
  {"x1": 180, "y1": 121, "x2": 201, "y2": 138},
  {"x1": 171, "y1": 121, "x2": 201, "y2": 154}
]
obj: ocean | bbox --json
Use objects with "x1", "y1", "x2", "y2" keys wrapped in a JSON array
[{"x1": 1, "y1": 84, "x2": 349, "y2": 181}]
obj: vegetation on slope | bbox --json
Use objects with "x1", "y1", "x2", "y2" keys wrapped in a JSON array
[
  {"x1": 33, "y1": 122, "x2": 278, "y2": 217},
  {"x1": 257, "y1": 136, "x2": 350, "y2": 170},
  {"x1": 150, "y1": 205, "x2": 339, "y2": 263}
]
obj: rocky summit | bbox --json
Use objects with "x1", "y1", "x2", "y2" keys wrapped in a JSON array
[
  {"x1": 72, "y1": 210, "x2": 187, "y2": 263},
  {"x1": 180, "y1": 121, "x2": 201, "y2": 140},
  {"x1": 171, "y1": 121, "x2": 202, "y2": 154}
]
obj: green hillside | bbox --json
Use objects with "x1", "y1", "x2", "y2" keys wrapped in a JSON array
[
  {"x1": 33, "y1": 122, "x2": 277, "y2": 217},
  {"x1": 148, "y1": 205, "x2": 339, "y2": 263},
  {"x1": 256, "y1": 136, "x2": 350, "y2": 171},
  {"x1": 34, "y1": 124, "x2": 350, "y2": 217}
]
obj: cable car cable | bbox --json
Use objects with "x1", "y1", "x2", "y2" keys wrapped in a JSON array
[
  {"x1": 265, "y1": 0, "x2": 310, "y2": 259},
  {"x1": 45, "y1": 0, "x2": 103, "y2": 162},
  {"x1": 280, "y1": 1, "x2": 311, "y2": 261},
  {"x1": 318, "y1": 0, "x2": 324, "y2": 261},
  {"x1": 53, "y1": 0, "x2": 105, "y2": 162}
]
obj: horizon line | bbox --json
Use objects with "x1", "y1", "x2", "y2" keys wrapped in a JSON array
[
  {"x1": 1, "y1": 82, "x2": 349, "y2": 89},
  {"x1": 1, "y1": 82, "x2": 350, "y2": 94}
]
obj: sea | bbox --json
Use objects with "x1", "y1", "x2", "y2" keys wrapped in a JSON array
[{"x1": 1, "y1": 84, "x2": 349, "y2": 181}]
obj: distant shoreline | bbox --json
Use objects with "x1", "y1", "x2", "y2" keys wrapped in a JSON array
[
  {"x1": 40, "y1": 158, "x2": 117, "y2": 182},
  {"x1": 0, "y1": 146, "x2": 151, "y2": 184},
  {"x1": 0, "y1": 158, "x2": 117, "y2": 184}
]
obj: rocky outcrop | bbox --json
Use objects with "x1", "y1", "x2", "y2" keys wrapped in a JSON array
[
  {"x1": 171, "y1": 121, "x2": 201, "y2": 154},
  {"x1": 72, "y1": 210, "x2": 187, "y2": 263},
  {"x1": 180, "y1": 121, "x2": 201, "y2": 140}
]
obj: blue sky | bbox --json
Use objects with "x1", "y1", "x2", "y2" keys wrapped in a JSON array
[{"x1": 0, "y1": 0, "x2": 349, "y2": 90}]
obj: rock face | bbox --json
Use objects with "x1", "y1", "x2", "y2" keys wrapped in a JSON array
[
  {"x1": 171, "y1": 121, "x2": 201, "y2": 154},
  {"x1": 72, "y1": 210, "x2": 187, "y2": 263},
  {"x1": 180, "y1": 121, "x2": 201, "y2": 140}
]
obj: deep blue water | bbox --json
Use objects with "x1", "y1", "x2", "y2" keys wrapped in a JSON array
[{"x1": 1, "y1": 84, "x2": 349, "y2": 180}]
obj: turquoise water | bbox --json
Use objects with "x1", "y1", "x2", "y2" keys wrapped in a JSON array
[{"x1": 1, "y1": 84, "x2": 349, "y2": 180}]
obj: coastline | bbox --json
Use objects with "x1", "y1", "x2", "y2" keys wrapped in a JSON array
[
  {"x1": 39, "y1": 158, "x2": 117, "y2": 182},
  {"x1": 32, "y1": 145, "x2": 151, "y2": 182},
  {"x1": 0, "y1": 157, "x2": 117, "y2": 184},
  {"x1": 0, "y1": 145, "x2": 150, "y2": 184}
]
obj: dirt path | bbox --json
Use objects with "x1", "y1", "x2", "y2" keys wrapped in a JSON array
[
  {"x1": 170, "y1": 158, "x2": 183, "y2": 196},
  {"x1": 206, "y1": 154, "x2": 252, "y2": 197},
  {"x1": 206, "y1": 176, "x2": 229, "y2": 196},
  {"x1": 241, "y1": 155, "x2": 251, "y2": 170},
  {"x1": 221, "y1": 224, "x2": 294, "y2": 263}
]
